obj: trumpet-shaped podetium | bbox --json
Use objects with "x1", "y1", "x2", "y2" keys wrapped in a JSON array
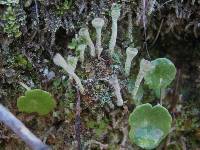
[
  {"x1": 109, "y1": 3, "x2": 121, "y2": 55},
  {"x1": 92, "y1": 18, "x2": 105, "y2": 58},
  {"x1": 129, "y1": 103, "x2": 172, "y2": 149},
  {"x1": 144, "y1": 58, "x2": 176, "y2": 90},
  {"x1": 17, "y1": 89, "x2": 56, "y2": 115},
  {"x1": 125, "y1": 47, "x2": 138, "y2": 76},
  {"x1": 108, "y1": 75, "x2": 123, "y2": 106},
  {"x1": 79, "y1": 28, "x2": 95, "y2": 57},
  {"x1": 53, "y1": 53, "x2": 84, "y2": 94},
  {"x1": 132, "y1": 59, "x2": 154, "y2": 102}
]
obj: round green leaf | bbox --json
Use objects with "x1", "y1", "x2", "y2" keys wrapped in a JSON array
[
  {"x1": 129, "y1": 103, "x2": 172, "y2": 149},
  {"x1": 17, "y1": 89, "x2": 56, "y2": 115},
  {"x1": 144, "y1": 58, "x2": 176, "y2": 89}
]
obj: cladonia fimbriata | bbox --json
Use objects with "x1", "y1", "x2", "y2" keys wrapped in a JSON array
[
  {"x1": 92, "y1": 18, "x2": 105, "y2": 58},
  {"x1": 132, "y1": 59, "x2": 154, "y2": 101},
  {"x1": 79, "y1": 28, "x2": 95, "y2": 57},
  {"x1": 108, "y1": 75, "x2": 124, "y2": 106},
  {"x1": 109, "y1": 3, "x2": 121, "y2": 55},
  {"x1": 77, "y1": 44, "x2": 87, "y2": 65},
  {"x1": 125, "y1": 47, "x2": 138, "y2": 76},
  {"x1": 53, "y1": 53, "x2": 84, "y2": 94}
]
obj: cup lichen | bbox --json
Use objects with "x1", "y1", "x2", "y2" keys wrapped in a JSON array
[
  {"x1": 79, "y1": 28, "x2": 95, "y2": 57},
  {"x1": 53, "y1": 53, "x2": 84, "y2": 94},
  {"x1": 109, "y1": 3, "x2": 121, "y2": 55},
  {"x1": 108, "y1": 75, "x2": 123, "y2": 107},
  {"x1": 132, "y1": 59, "x2": 154, "y2": 102},
  {"x1": 125, "y1": 47, "x2": 138, "y2": 76},
  {"x1": 92, "y1": 18, "x2": 105, "y2": 58}
]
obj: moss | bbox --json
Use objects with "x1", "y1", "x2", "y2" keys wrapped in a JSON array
[
  {"x1": 2, "y1": 6, "x2": 22, "y2": 38},
  {"x1": 86, "y1": 117, "x2": 109, "y2": 138},
  {"x1": 56, "y1": 0, "x2": 72, "y2": 16}
]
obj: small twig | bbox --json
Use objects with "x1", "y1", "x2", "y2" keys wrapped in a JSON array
[
  {"x1": 120, "y1": 126, "x2": 128, "y2": 150},
  {"x1": 34, "y1": 0, "x2": 40, "y2": 24},
  {"x1": 0, "y1": 104, "x2": 50, "y2": 150},
  {"x1": 75, "y1": 88, "x2": 81, "y2": 150},
  {"x1": 150, "y1": 19, "x2": 164, "y2": 48}
]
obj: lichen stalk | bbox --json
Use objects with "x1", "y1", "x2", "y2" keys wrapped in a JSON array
[
  {"x1": 53, "y1": 53, "x2": 84, "y2": 94},
  {"x1": 79, "y1": 28, "x2": 95, "y2": 57},
  {"x1": 92, "y1": 18, "x2": 105, "y2": 58},
  {"x1": 77, "y1": 44, "x2": 86, "y2": 64},
  {"x1": 108, "y1": 75, "x2": 123, "y2": 106},
  {"x1": 125, "y1": 47, "x2": 138, "y2": 76},
  {"x1": 132, "y1": 59, "x2": 154, "y2": 100},
  {"x1": 109, "y1": 3, "x2": 121, "y2": 55},
  {"x1": 96, "y1": 28, "x2": 103, "y2": 57}
]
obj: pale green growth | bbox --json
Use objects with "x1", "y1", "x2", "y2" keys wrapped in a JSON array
[
  {"x1": 108, "y1": 75, "x2": 123, "y2": 106},
  {"x1": 125, "y1": 47, "x2": 138, "y2": 76},
  {"x1": 129, "y1": 103, "x2": 172, "y2": 149},
  {"x1": 132, "y1": 59, "x2": 154, "y2": 102},
  {"x1": 92, "y1": 18, "x2": 105, "y2": 58},
  {"x1": 77, "y1": 44, "x2": 87, "y2": 64},
  {"x1": 17, "y1": 89, "x2": 56, "y2": 115},
  {"x1": 79, "y1": 28, "x2": 95, "y2": 57},
  {"x1": 53, "y1": 53, "x2": 84, "y2": 94},
  {"x1": 109, "y1": 3, "x2": 121, "y2": 55}
]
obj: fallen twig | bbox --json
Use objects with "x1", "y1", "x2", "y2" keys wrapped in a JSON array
[
  {"x1": 75, "y1": 88, "x2": 81, "y2": 150},
  {"x1": 0, "y1": 104, "x2": 50, "y2": 150}
]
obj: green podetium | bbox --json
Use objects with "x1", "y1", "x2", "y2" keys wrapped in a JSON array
[
  {"x1": 125, "y1": 47, "x2": 138, "y2": 76},
  {"x1": 129, "y1": 103, "x2": 172, "y2": 149},
  {"x1": 132, "y1": 59, "x2": 154, "y2": 103},
  {"x1": 17, "y1": 89, "x2": 56, "y2": 115},
  {"x1": 53, "y1": 53, "x2": 84, "y2": 94},
  {"x1": 92, "y1": 18, "x2": 105, "y2": 58},
  {"x1": 108, "y1": 75, "x2": 123, "y2": 106},
  {"x1": 79, "y1": 28, "x2": 95, "y2": 57},
  {"x1": 109, "y1": 3, "x2": 121, "y2": 55}
]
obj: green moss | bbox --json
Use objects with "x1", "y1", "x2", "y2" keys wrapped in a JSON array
[
  {"x1": 2, "y1": 6, "x2": 22, "y2": 38},
  {"x1": 56, "y1": 0, "x2": 72, "y2": 16},
  {"x1": 86, "y1": 117, "x2": 109, "y2": 137}
]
